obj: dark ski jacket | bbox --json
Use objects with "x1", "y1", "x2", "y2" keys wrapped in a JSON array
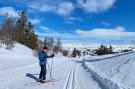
[{"x1": 38, "y1": 51, "x2": 54, "y2": 66}]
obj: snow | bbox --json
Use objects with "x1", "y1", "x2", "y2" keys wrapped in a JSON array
[
  {"x1": 63, "y1": 42, "x2": 133, "y2": 52},
  {"x1": 63, "y1": 42, "x2": 99, "y2": 50},
  {"x1": 83, "y1": 51, "x2": 135, "y2": 89},
  {"x1": 0, "y1": 43, "x2": 101, "y2": 89},
  {"x1": 0, "y1": 43, "x2": 135, "y2": 89},
  {"x1": 0, "y1": 43, "x2": 37, "y2": 71}
]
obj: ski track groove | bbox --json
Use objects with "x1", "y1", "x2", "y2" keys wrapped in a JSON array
[
  {"x1": 82, "y1": 61, "x2": 120, "y2": 89},
  {"x1": 81, "y1": 52, "x2": 135, "y2": 89},
  {"x1": 116, "y1": 59, "x2": 131, "y2": 73},
  {"x1": 63, "y1": 64, "x2": 77, "y2": 89},
  {"x1": 84, "y1": 51, "x2": 134, "y2": 62},
  {"x1": 69, "y1": 64, "x2": 76, "y2": 89}
]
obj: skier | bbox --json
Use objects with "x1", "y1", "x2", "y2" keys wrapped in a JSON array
[{"x1": 38, "y1": 47, "x2": 54, "y2": 83}]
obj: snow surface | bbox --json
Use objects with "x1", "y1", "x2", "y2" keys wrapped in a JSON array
[
  {"x1": 83, "y1": 51, "x2": 135, "y2": 89},
  {"x1": 0, "y1": 43, "x2": 135, "y2": 89},
  {"x1": 63, "y1": 42, "x2": 134, "y2": 52},
  {"x1": 0, "y1": 43, "x2": 100, "y2": 89}
]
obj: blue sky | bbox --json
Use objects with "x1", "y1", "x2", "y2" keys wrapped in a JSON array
[{"x1": 0, "y1": 0, "x2": 135, "y2": 45}]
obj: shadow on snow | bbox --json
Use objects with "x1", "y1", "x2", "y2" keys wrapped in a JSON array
[{"x1": 26, "y1": 73, "x2": 39, "y2": 81}]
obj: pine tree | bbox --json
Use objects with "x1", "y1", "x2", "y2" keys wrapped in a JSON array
[
  {"x1": 26, "y1": 22, "x2": 38, "y2": 49},
  {"x1": 95, "y1": 44, "x2": 113, "y2": 55},
  {"x1": 77, "y1": 50, "x2": 81, "y2": 57},
  {"x1": 15, "y1": 11, "x2": 38, "y2": 49},
  {"x1": 108, "y1": 45, "x2": 113, "y2": 54},
  {"x1": 62, "y1": 49, "x2": 69, "y2": 56},
  {"x1": 15, "y1": 11, "x2": 27, "y2": 44},
  {"x1": 72, "y1": 48, "x2": 77, "y2": 58}
]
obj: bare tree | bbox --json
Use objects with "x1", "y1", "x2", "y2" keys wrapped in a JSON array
[
  {"x1": 48, "y1": 37, "x2": 54, "y2": 50},
  {"x1": 1, "y1": 13, "x2": 15, "y2": 50},
  {"x1": 43, "y1": 37, "x2": 62, "y2": 54},
  {"x1": 53, "y1": 38, "x2": 62, "y2": 54}
]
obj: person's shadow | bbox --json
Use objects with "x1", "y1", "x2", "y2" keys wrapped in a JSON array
[{"x1": 26, "y1": 73, "x2": 39, "y2": 81}]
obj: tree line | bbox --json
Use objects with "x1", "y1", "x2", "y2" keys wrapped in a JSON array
[
  {"x1": 37, "y1": 36, "x2": 62, "y2": 54},
  {"x1": 0, "y1": 11, "x2": 38, "y2": 50},
  {"x1": 0, "y1": 11, "x2": 64, "y2": 55}
]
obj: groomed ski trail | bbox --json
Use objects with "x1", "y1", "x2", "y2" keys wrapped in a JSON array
[
  {"x1": 63, "y1": 64, "x2": 77, "y2": 89},
  {"x1": 0, "y1": 57, "x2": 102, "y2": 89}
]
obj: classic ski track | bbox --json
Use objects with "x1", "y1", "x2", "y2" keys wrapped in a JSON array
[
  {"x1": 0, "y1": 58, "x2": 74, "y2": 88},
  {"x1": 24, "y1": 59, "x2": 73, "y2": 87},
  {"x1": 63, "y1": 64, "x2": 77, "y2": 89}
]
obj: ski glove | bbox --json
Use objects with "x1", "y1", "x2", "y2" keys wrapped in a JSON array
[{"x1": 51, "y1": 54, "x2": 54, "y2": 57}]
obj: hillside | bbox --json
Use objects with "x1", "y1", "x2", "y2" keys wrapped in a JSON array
[{"x1": 0, "y1": 43, "x2": 37, "y2": 71}]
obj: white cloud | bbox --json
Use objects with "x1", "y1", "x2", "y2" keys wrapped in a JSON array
[
  {"x1": 28, "y1": 0, "x2": 116, "y2": 17},
  {"x1": 36, "y1": 26, "x2": 76, "y2": 39},
  {"x1": 75, "y1": 26, "x2": 135, "y2": 39},
  {"x1": 28, "y1": 2, "x2": 74, "y2": 16},
  {"x1": 28, "y1": 2, "x2": 55, "y2": 12},
  {"x1": 77, "y1": 0, "x2": 116, "y2": 13},
  {"x1": 101, "y1": 22, "x2": 110, "y2": 26},
  {"x1": 56, "y1": 2, "x2": 74, "y2": 16},
  {"x1": 36, "y1": 31, "x2": 76, "y2": 39},
  {"x1": 64, "y1": 16, "x2": 83, "y2": 24},
  {"x1": 36, "y1": 26, "x2": 135, "y2": 44},
  {"x1": 29, "y1": 18, "x2": 41, "y2": 24},
  {"x1": 0, "y1": 7, "x2": 18, "y2": 17},
  {"x1": 36, "y1": 26, "x2": 135, "y2": 40},
  {"x1": 39, "y1": 26, "x2": 52, "y2": 32}
]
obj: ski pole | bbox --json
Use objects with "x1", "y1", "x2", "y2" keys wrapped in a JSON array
[
  {"x1": 51, "y1": 57, "x2": 54, "y2": 84},
  {"x1": 47, "y1": 61, "x2": 54, "y2": 85},
  {"x1": 50, "y1": 57, "x2": 53, "y2": 75},
  {"x1": 50, "y1": 50, "x2": 54, "y2": 79}
]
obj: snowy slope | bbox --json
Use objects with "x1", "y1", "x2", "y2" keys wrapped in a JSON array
[
  {"x1": 0, "y1": 43, "x2": 37, "y2": 71},
  {"x1": 0, "y1": 43, "x2": 101, "y2": 89},
  {"x1": 83, "y1": 51, "x2": 135, "y2": 89}
]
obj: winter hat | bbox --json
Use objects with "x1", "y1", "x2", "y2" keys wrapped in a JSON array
[{"x1": 43, "y1": 47, "x2": 48, "y2": 50}]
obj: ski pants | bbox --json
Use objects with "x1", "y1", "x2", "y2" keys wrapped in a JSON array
[{"x1": 39, "y1": 64, "x2": 46, "y2": 80}]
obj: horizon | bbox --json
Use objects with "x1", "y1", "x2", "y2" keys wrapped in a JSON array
[{"x1": 0, "y1": 0, "x2": 135, "y2": 45}]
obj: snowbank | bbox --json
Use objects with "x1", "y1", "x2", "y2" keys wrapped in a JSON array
[
  {"x1": 0, "y1": 43, "x2": 38, "y2": 71},
  {"x1": 83, "y1": 52, "x2": 135, "y2": 89}
]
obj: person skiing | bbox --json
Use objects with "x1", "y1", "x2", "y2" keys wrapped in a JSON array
[{"x1": 38, "y1": 47, "x2": 54, "y2": 83}]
